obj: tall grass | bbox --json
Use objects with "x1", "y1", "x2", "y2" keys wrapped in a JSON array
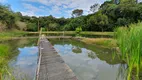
[
  {"x1": 0, "y1": 44, "x2": 11, "y2": 80},
  {"x1": 115, "y1": 23, "x2": 142, "y2": 80}
]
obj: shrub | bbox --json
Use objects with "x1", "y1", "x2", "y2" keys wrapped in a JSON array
[{"x1": 75, "y1": 27, "x2": 82, "y2": 34}]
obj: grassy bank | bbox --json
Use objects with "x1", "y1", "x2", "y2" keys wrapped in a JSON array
[
  {"x1": 0, "y1": 31, "x2": 27, "y2": 79},
  {"x1": 80, "y1": 38, "x2": 117, "y2": 48},
  {"x1": 81, "y1": 32, "x2": 114, "y2": 36},
  {"x1": 27, "y1": 31, "x2": 114, "y2": 36},
  {"x1": 0, "y1": 31, "x2": 113, "y2": 41},
  {"x1": 0, "y1": 31, "x2": 27, "y2": 41}
]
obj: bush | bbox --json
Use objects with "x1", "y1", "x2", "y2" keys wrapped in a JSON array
[
  {"x1": 75, "y1": 27, "x2": 82, "y2": 34},
  {"x1": 42, "y1": 28, "x2": 47, "y2": 31}
]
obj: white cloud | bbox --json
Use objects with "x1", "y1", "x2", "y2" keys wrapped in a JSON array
[
  {"x1": 22, "y1": 0, "x2": 106, "y2": 17},
  {"x1": 49, "y1": 5, "x2": 61, "y2": 15},
  {"x1": 0, "y1": 0, "x2": 6, "y2": 3},
  {"x1": 21, "y1": 11, "x2": 35, "y2": 16},
  {"x1": 23, "y1": 3, "x2": 43, "y2": 12},
  {"x1": 39, "y1": 6, "x2": 46, "y2": 9},
  {"x1": 139, "y1": 0, "x2": 142, "y2": 2},
  {"x1": 21, "y1": 3, "x2": 48, "y2": 16}
]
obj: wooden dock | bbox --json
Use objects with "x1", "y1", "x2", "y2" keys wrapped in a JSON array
[{"x1": 36, "y1": 36, "x2": 78, "y2": 80}]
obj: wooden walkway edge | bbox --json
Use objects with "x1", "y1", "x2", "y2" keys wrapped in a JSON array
[{"x1": 36, "y1": 36, "x2": 78, "y2": 80}]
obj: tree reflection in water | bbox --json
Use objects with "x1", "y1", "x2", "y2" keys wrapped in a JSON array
[
  {"x1": 72, "y1": 46, "x2": 82, "y2": 54},
  {"x1": 116, "y1": 64, "x2": 128, "y2": 80},
  {"x1": 88, "y1": 51, "x2": 96, "y2": 59}
]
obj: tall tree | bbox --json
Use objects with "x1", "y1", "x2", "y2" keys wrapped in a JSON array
[
  {"x1": 48, "y1": 23, "x2": 59, "y2": 31},
  {"x1": 72, "y1": 9, "x2": 83, "y2": 17},
  {"x1": 87, "y1": 12, "x2": 109, "y2": 31},
  {"x1": 90, "y1": 3, "x2": 100, "y2": 13},
  {"x1": 114, "y1": 0, "x2": 120, "y2": 4}
]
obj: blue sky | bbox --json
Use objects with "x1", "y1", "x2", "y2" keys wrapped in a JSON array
[
  {"x1": 2, "y1": 0, "x2": 140, "y2": 18},
  {"x1": 0, "y1": 0, "x2": 109, "y2": 17}
]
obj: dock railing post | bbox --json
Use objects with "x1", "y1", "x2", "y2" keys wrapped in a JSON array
[{"x1": 37, "y1": 28, "x2": 42, "y2": 45}]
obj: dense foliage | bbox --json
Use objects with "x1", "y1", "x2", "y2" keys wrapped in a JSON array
[{"x1": 0, "y1": 0, "x2": 142, "y2": 32}]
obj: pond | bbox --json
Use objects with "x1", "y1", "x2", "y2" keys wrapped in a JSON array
[
  {"x1": 49, "y1": 39, "x2": 127, "y2": 80},
  {"x1": 1, "y1": 38, "x2": 127, "y2": 80}
]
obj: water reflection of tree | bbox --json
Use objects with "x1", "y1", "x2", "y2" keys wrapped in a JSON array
[
  {"x1": 4, "y1": 38, "x2": 37, "y2": 58},
  {"x1": 116, "y1": 64, "x2": 128, "y2": 80},
  {"x1": 50, "y1": 39, "x2": 123, "y2": 65},
  {"x1": 88, "y1": 51, "x2": 96, "y2": 59},
  {"x1": 72, "y1": 46, "x2": 82, "y2": 54}
]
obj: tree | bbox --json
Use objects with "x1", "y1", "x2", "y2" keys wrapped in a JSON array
[
  {"x1": 48, "y1": 23, "x2": 59, "y2": 31},
  {"x1": 15, "y1": 21, "x2": 27, "y2": 30},
  {"x1": 87, "y1": 12, "x2": 108, "y2": 31},
  {"x1": 16, "y1": 12, "x2": 22, "y2": 17},
  {"x1": 27, "y1": 23, "x2": 37, "y2": 31},
  {"x1": 0, "y1": 4, "x2": 16, "y2": 29},
  {"x1": 72, "y1": 9, "x2": 83, "y2": 17},
  {"x1": 65, "y1": 17, "x2": 85, "y2": 31},
  {"x1": 116, "y1": 18, "x2": 129, "y2": 26},
  {"x1": 90, "y1": 4, "x2": 100, "y2": 13},
  {"x1": 113, "y1": 0, "x2": 120, "y2": 4},
  {"x1": 120, "y1": 0, "x2": 137, "y2": 4},
  {"x1": 56, "y1": 17, "x2": 68, "y2": 26}
]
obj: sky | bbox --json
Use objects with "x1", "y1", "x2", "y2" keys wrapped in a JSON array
[
  {"x1": 0, "y1": 0, "x2": 108, "y2": 18},
  {"x1": 1, "y1": 0, "x2": 142, "y2": 18}
]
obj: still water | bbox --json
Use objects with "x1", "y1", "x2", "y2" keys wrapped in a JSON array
[
  {"x1": 1, "y1": 38, "x2": 127, "y2": 80},
  {"x1": 1, "y1": 39, "x2": 38, "y2": 80},
  {"x1": 9, "y1": 46, "x2": 38, "y2": 80},
  {"x1": 50, "y1": 39, "x2": 127, "y2": 80}
]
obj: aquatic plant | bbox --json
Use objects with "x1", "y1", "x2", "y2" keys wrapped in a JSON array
[{"x1": 115, "y1": 23, "x2": 142, "y2": 80}]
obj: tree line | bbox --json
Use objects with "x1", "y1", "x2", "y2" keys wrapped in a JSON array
[{"x1": 0, "y1": 0, "x2": 142, "y2": 32}]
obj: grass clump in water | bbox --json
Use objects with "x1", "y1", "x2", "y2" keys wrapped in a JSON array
[{"x1": 115, "y1": 23, "x2": 142, "y2": 80}]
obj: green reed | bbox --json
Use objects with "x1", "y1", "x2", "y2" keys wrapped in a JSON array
[
  {"x1": 115, "y1": 23, "x2": 142, "y2": 80},
  {"x1": 0, "y1": 44, "x2": 14, "y2": 80}
]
